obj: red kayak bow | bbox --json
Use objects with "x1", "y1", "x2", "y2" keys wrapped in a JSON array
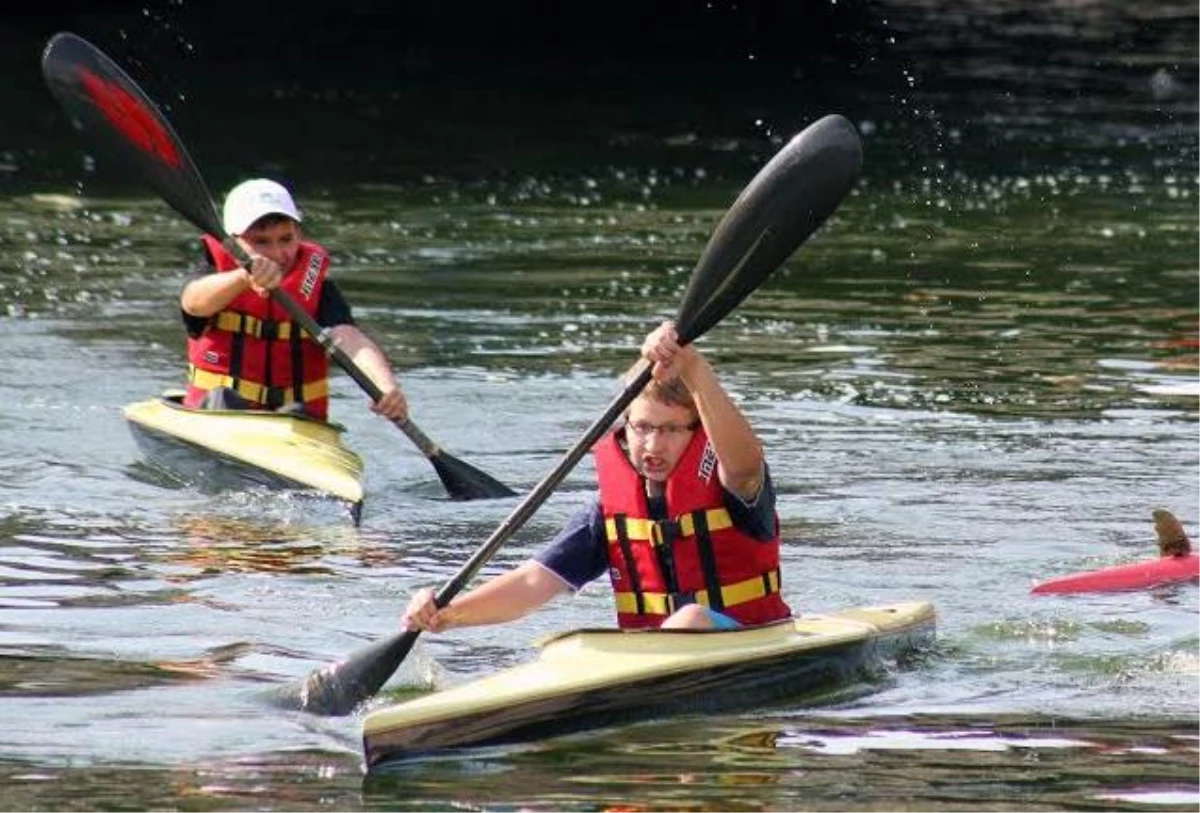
[
  {"x1": 1031, "y1": 553, "x2": 1198, "y2": 595},
  {"x1": 1032, "y1": 509, "x2": 1197, "y2": 595}
]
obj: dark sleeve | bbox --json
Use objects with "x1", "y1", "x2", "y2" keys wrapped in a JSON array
[
  {"x1": 317, "y1": 279, "x2": 355, "y2": 328},
  {"x1": 722, "y1": 462, "x2": 777, "y2": 541},
  {"x1": 534, "y1": 496, "x2": 609, "y2": 590},
  {"x1": 180, "y1": 258, "x2": 214, "y2": 339}
]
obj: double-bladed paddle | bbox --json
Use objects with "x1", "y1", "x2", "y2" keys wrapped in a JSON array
[
  {"x1": 274, "y1": 112, "x2": 864, "y2": 715},
  {"x1": 40, "y1": 31, "x2": 515, "y2": 502}
]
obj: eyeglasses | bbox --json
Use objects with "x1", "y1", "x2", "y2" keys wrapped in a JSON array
[{"x1": 626, "y1": 419, "x2": 700, "y2": 439}]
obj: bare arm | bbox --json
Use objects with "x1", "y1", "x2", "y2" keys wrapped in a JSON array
[
  {"x1": 642, "y1": 321, "x2": 765, "y2": 500},
  {"x1": 327, "y1": 324, "x2": 408, "y2": 421},
  {"x1": 181, "y1": 267, "x2": 253, "y2": 317},
  {"x1": 402, "y1": 560, "x2": 571, "y2": 633},
  {"x1": 180, "y1": 253, "x2": 282, "y2": 317}
]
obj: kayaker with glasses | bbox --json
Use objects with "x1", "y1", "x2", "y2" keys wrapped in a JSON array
[
  {"x1": 179, "y1": 178, "x2": 408, "y2": 423},
  {"x1": 402, "y1": 320, "x2": 791, "y2": 633}
]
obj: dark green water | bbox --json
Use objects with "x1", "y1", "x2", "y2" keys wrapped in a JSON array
[{"x1": 0, "y1": 1, "x2": 1196, "y2": 809}]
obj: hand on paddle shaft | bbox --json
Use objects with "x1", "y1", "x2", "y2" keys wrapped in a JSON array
[
  {"x1": 40, "y1": 31, "x2": 515, "y2": 502},
  {"x1": 273, "y1": 113, "x2": 864, "y2": 716}
]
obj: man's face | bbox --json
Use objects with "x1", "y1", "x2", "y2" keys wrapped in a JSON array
[
  {"x1": 240, "y1": 219, "x2": 301, "y2": 270},
  {"x1": 624, "y1": 395, "x2": 698, "y2": 484}
]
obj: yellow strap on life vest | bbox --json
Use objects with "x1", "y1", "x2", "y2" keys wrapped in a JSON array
[
  {"x1": 188, "y1": 365, "x2": 328, "y2": 405},
  {"x1": 214, "y1": 311, "x2": 308, "y2": 341},
  {"x1": 604, "y1": 508, "x2": 733, "y2": 546},
  {"x1": 614, "y1": 569, "x2": 781, "y2": 616}
]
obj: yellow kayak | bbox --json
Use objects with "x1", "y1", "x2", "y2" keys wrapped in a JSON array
[
  {"x1": 363, "y1": 600, "x2": 936, "y2": 767},
  {"x1": 123, "y1": 394, "x2": 365, "y2": 517}
]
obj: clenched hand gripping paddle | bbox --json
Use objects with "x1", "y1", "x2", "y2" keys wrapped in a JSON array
[
  {"x1": 272, "y1": 112, "x2": 864, "y2": 715},
  {"x1": 41, "y1": 31, "x2": 515, "y2": 502}
]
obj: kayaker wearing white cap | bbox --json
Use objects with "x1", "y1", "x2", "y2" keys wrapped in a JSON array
[{"x1": 179, "y1": 178, "x2": 407, "y2": 423}]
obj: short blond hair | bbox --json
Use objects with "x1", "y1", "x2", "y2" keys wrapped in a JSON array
[{"x1": 622, "y1": 360, "x2": 697, "y2": 414}]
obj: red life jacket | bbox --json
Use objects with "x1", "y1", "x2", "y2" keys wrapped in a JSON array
[
  {"x1": 594, "y1": 427, "x2": 790, "y2": 629},
  {"x1": 184, "y1": 235, "x2": 332, "y2": 419}
]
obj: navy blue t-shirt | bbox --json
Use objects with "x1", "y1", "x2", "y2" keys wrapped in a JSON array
[{"x1": 535, "y1": 464, "x2": 777, "y2": 590}]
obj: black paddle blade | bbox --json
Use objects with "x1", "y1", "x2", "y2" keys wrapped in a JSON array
[
  {"x1": 675, "y1": 114, "x2": 862, "y2": 344},
  {"x1": 432, "y1": 452, "x2": 517, "y2": 500},
  {"x1": 270, "y1": 632, "x2": 419, "y2": 716},
  {"x1": 41, "y1": 32, "x2": 224, "y2": 238}
]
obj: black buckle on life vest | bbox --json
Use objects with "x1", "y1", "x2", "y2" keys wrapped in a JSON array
[
  {"x1": 263, "y1": 385, "x2": 288, "y2": 409},
  {"x1": 651, "y1": 519, "x2": 680, "y2": 547},
  {"x1": 258, "y1": 320, "x2": 284, "y2": 341}
]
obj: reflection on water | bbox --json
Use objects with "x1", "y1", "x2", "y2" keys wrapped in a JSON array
[
  {"x1": 0, "y1": 751, "x2": 365, "y2": 813},
  {"x1": 161, "y1": 513, "x2": 403, "y2": 578},
  {"x1": 360, "y1": 714, "x2": 1199, "y2": 812},
  {"x1": 3, "y1": 713, "x2": 1193, "y2": 811},
  {"x1": 0, "y1": 646, "x2": 214, "y2": 697}
]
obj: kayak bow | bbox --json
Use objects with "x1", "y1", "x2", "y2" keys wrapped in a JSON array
[
  {"x1": 1031, "y1": 509, "x2": 1198, "y2": 595},
  {"x1": 362, "y1": 600, "x2": 935, "y2": 767},
  {"x1": 124, "y1": 393, "x2": 364, "y2": 517},
  {"x1": 1030, "y1": 554, "x2": 1198, "y2": 595}
]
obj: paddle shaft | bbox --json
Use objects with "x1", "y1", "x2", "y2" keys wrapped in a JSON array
[
  {"x1": 394, "y1": 241, "x2": 744, "y2": 635},
  {"x1": 220, "y1": 238, "x2": 442, "y2": 456},
  {"x1": 444, "y1": 361, "x2": 650, "y2": 602},
  {"x1": 333, "y1": 362, "x2": 654, "y2": 705}
]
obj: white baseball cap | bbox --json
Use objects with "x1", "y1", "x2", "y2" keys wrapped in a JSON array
[{"x1": 222, "y1": 178, "x2": 302, "y2": 235}]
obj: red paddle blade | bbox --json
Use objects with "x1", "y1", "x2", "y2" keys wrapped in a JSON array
[{"x1": 41, "y1": 31, "x2": 224, "y2": 237}]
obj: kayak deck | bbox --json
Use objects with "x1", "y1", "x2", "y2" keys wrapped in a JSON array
[
  {"x1": 363, "y1": 600, "x2": 935, "y2": 767},
  {"x1": 123, "y1": 394, "x2": 365, "y2": 513}
]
